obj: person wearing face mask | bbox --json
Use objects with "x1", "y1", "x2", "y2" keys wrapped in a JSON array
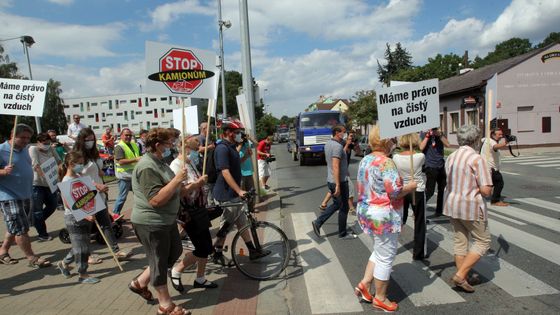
[
  {"x1": 73, "y1": 128, "x2": 131, "y2": 262},
  {"x1": 0, "y1": 124, "x2": 51, "y2": 268},
  {"x1": 29, "y1": 132, "x2": 61, "y2": 241},
  {"x1": 111, "y1": 128, "x2": 141, "y2": 221},
  {"x1": 312, "y1": 124, "x2": 357, "y2": 240},
  {"x1": 211, "y1": 119, "x2": 271, "y2": 264},
  {"x1": 128, "y1": 128, "x2": 192, "y2": 315}
]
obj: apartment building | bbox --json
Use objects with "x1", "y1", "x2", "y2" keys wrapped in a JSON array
[{"x1": 63, "y1": 93, "x2": 206, "y2": 136}]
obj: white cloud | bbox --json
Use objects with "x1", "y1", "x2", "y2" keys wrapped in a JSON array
[
  {"x1": 46, "y1": 0, "x2": 74, "y2": 5},
  {"x1": 146, "y1": 0, "x2": 214, "y2": 30},
  {"x1": 0, "y1": 12, "x2": 125, "y2": 59},
  {"x1": 0, "y1": 0, "x2": 12, "y2": 8}
]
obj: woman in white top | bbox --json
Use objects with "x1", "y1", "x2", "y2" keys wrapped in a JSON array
[
  {"x1": 73, "y1": 128, "x2": 130, "y2": 261},
  {"x1": 393, "y1": 133, "x2": 427, "y2": 260}
]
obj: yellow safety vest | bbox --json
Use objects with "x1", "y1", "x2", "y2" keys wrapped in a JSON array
[{"x1": 115, "y1": 140, "x2": 140, "y2": 174}]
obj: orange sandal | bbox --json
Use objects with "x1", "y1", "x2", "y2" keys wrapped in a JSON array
[
  {"x1": 354, "y1": 282, "x2": 373, "y2": 303},
  {"x1": 372, "y1": 297, "x2": 398, "y2": 312},
  {"x1": 128, "y1": 278, "x2": 153, "y2": 301},
  {"x1": 156, "y1": 303, "x2": 192, "y2": 315}
]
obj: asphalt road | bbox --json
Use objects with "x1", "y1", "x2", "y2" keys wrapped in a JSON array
[{"x1": 271, "y1": 143, "x2": 560, "y2": 315}]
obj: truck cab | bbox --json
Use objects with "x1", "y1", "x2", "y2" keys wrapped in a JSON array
[{"x1": 289, "y1": 110, "x2": 345, "y2": 165}]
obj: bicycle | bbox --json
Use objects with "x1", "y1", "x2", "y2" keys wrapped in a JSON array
[{"x1": 210, "y1": 190, "x2": 290, "y2": 280}]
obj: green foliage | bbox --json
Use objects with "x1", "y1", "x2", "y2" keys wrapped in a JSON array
[
  {"x1": 347, "y1": 90, "x2": 377, "y2": 129},
  {"x1": 472, "y1": 38, "x2": 532, "y2": 68},
  {"x1": 41, "y1": 79, "x2": 68, "y2": 134},
  {"x1": 377, "y1": 42, "x2": 413, "y2": 85},
  {"x1": 255, "y1": 113, "x2": 279, "y2": 140},
  {"x1": 279, "y1": 115, "x2": 294, "y2": 126},
  {"x1": 393, "y1": 53, "x2": 463, "y2": 82},
  {"x1": 536, "y1": 32, "x2": 560, "y2": 48}
]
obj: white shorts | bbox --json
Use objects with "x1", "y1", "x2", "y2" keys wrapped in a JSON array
[
  {"x1": 258, "y1": 160, "x2": 271, "y2": 178},
  {"x1": 369, "y1": 232, "x2": 399, "y2": 281},
  {"x1": 346, "y1": 176, "x2": 355, "y2": 198}
]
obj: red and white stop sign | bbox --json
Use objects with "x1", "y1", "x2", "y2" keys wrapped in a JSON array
[{"x1": 159, "y1": 48, "x2": 204, "y2": 94}]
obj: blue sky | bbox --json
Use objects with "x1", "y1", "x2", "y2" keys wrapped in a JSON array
[{"x1": 1, "y1": 0, "x2": 559, "y2": 117}]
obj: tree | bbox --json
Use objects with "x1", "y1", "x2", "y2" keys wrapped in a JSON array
[
  {"x1": 473, "y1": 38, "x2": 532, "y2": 68},
  {"x1": 377, "y1": 42, "x2": 413, "y2": 85},
  {"x1": 393, "y1": 53, "x2": 463, "y2": 82},
  {"x1": 347, "y1": 90, "x2": 377, "y2": 130},
  {"x1": 536, "y1": 32, "x2": 560, "y2": 48},
  {"x1": 41, "y1": 79, "x2": 68, "y2": 134},
  {"x1": 0, "y1": 44, "x2": 27, "y2": 141},
  {"x1": 255, "y1": 113, "x2": 279, "y2": 140}
]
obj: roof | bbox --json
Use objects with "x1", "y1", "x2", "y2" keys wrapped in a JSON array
[
  {"x1": 316, "y1": 103, "x2": 335, "y2": 110},
  {"x1": 439, "y1": 43, "x2": 558, "y2": 96}
]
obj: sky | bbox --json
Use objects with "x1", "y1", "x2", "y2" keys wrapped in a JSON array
[{"x1": 1, "y1": 0, "x2": 559, "y2": 117}]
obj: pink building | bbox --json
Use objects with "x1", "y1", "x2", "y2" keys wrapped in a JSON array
[{"x1": 439, "y1": 43, "x2": 560, "y2": 147}]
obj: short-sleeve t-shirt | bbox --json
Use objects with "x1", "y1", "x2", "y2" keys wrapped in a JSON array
[
  {"x1": 257, "y1": 140, "x2": 270, "y2": 161},
  {"x1": 213, "y1": 140, "x2": 242, "y2": 202},
  {"x1": 325, "y1": 138, "x2": 348, "y2": 184},
  {"x1": 422, "y1": 136, "x2": 445, "y2": 168},
  {"x1": 0, "y1": 141, "x2": 33, "y2": 201},
  {"x1": 239, "y1": 141, "x2": 254, "y2": 176}
]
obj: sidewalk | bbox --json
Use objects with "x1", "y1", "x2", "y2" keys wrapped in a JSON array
[{"x1": 0, "y1": 178, "x2": 285, "y2": 315}]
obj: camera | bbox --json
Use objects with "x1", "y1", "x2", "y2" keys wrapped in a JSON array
[
  {"x1": 265, "y1": 155, "x2": 276, "y2": 163},
  {"x1": 505, "y1": 134, "x2": 517, "y2": 142}
]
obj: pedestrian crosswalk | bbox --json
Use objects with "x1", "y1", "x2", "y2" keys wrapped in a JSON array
[
  {"x1": 288, "y1": 195, "x2": 560, "y2": 312},
  {"x1": 502, "y1": 155, "x2": 560, "y2": 170}
]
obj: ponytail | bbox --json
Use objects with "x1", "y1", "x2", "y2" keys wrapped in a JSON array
[{"x1": 58, "y1": 151, "x2": 83, "y2": 181}]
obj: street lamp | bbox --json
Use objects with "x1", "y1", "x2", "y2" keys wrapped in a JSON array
[
  {"x1": 0, "y1": 35, "x2": 41, "y2": 133},
  {"x1": 218, "y1": 0, "x2": 231, "y2": 118}
]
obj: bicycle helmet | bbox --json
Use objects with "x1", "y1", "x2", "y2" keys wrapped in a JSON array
[{"x1": 220, "y1": 118, "x2": 244, "y2": 131}]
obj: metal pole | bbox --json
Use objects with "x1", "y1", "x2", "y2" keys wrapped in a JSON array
[
  {"x1": 23, "y1": 42, "x2": 42, "y2": 133},
  {"x1": 218, "y1": 0, "x2": 227, "y2": 118},
  {"x1": 239, "y1": 0, "x2": 260, "y2": 199}
]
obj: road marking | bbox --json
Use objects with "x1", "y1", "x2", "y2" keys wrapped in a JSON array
[
  {"x1": 499, "y1": 171, "x2": 520, "y2": 176},
  {"x1": 488, "y1": 212, "x2": 527, "y2": 225},
  {"x1": 515, "y1": 198, "x2": 560, "y2": 213},
  {"x1": 426, "y1": 223, "x2": 559, "y2": 297},
  {"x1": 291, "y1": 212, "x2": 363, "y2": 314},
  {"x1": 357, "y1": 228, "x2": 465, "y2": 306},
  {"x1": 489, "y1": 205, "x2": 559, "y2": 232},
  {"x1": 536, "y1": 163, "x2": 560, "y2": 168},
  {"x1": 502, "y1": 156, "x2": 553, "y2": 162},
  {"x1": 516, "y1": 160, "x2": 560, "y2": 165}
]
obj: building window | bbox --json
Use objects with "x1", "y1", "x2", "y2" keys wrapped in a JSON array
[
  {"x1": 124, "y1": 111, "x2": 128, "y2": 121},
  {"x1": 517, "y1": 106, "x2": 534, "y2": 112},
  {"x1": 80, "y1": 102, "x2": 84, "y2": 112},
  {"x1": 117, "y1": 123, "x2": 121, "y2": 133},
  {"x1": 136, "y1": 111, "x2": 142, "y2": 115},
  {"x1": 116, "y1": 113, "x2": 123, "y2": 116},
  {"x1": 147, "y1": 121, "x2": 151, "y2": 129},
  {"x1": 154, "y1": 110, "x2": 158, "y2": 118},
  {"x1": 440, "y1": 114, "x2": 444, "y2": 133},
  {"x1": 72, "y1": 104, "x2": 79, "y2": 108},
  {"x1": 95, "y1": 113, "x2": 99, "y2": 122},
  {"x1": 87, "y1": 114, "x2": 94, "y2": 118},
  {"x1": 450, "y1": 113, "x2": 459, "y2": 133},
  {"x1": 131, "y1": 99, "x2": 137, "y2": 104},
  {"x1": 131, "y1": 110, "x2": 135, "y2": 120},
  {"x1": 91, "y1": 102, "x2": 97, "y2": 107},
  {"x1": 161, "y1": 108, "x2": 165, "y2": 117},
  {"x1": 150, "y1": 98, "x2": 157, "y2": 102},
  {"x1": 160, "y1": 97, "x2": 167, "y2": 101},
  {"x1": 542, "y1": 117, "x2": 551, "y2": 133},
  {"x1": 109, "y1": 100, "x2": 113, "y2": 110},
  {"x1": 467, "y1": 110, "x2": 477, "y2": 125},
  {"x1": 92, "y1": 126, "x2": 99, "y2": 130},
  {"x1": 146, "y1": 110, "x2": 153, "y2": 114}
]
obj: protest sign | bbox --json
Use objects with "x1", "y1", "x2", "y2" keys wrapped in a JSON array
[
  {"x1": 173, "y1": 105, "x2": 199, "y2": 135},
  {"x1": 376, "y1": 78, "x2": 440, "y2": 139},
  {"x1": 57, "y1": 176, "x2": 105, "y2": 221},
  {"x1": 145, "y1": 41, "x2": 219, "y2": 99},
  {"x1": 0, "y1": 78, "x2": 47, "y2": 117},
  {"x1": 40, "y1": 157, "x2": 59, "y2": 194},
  {"x1": 236, "y1": 94, "x2": 254, "y2": 135}
]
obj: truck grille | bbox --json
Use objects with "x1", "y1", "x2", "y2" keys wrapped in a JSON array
[{"x1": 304, "y1": 135, "x2": 331, "y2": 145}]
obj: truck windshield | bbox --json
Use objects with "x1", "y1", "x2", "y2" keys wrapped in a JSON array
[
  {"x1": 278, "y1": 128, "x2": 289, "y2": 133},
  {"x1": 300, "y1": 113, "x2": 341, "y2": 128}
]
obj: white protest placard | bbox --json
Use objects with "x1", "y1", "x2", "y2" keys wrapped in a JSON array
[
  {"x1": 376, "y1": 78, "x2": 440, "y2": 139},
  {"x1": 0, "y1": 78, "x2": 47, "y2": 117},
  {"x1": 57, "y1": 176, "x2": 105, "y2": 221},
  {"x1": 145, "y1": 41, "x2": 219, "y2": 99},
  {"x1": 485, "y1": 73, "x2": 498, "y2": 121},
  {"x1": 236, "y1": 94, "x2": 255, "y2": 135},
  {"x1": 40, "y1": 157, "x2": 59, "y2": 194},
  {"x1": 207, "y1": 98, "x2": 217, "y2": 117},
  {"x1": 172, "y1": 105, "x2": 199, "y2": 135}
]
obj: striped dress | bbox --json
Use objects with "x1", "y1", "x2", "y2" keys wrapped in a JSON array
[{"x1": 443, "y1": 145, "x2": 493, "y2": 221}]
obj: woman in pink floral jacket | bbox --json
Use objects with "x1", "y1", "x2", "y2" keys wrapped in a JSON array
[{"x1": 353, "y1": 126, "x2": 417, "y2": 312}]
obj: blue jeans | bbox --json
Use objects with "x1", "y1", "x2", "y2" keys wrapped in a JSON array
[
  {"x1": 31, "y1": 186, "x2": 58, "y2": 237},
  {"x1": 315, "y1": 181, "x2": 350, "y2": 237},
  {"x1": 112, "y1": 179, "x2": 132, "y2": 215}
]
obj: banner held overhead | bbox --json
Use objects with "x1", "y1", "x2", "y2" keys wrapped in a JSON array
[
  {"x1": 376, "y1": 78, "x2": 440, "y2": 139},
  {"x1": 0, "y1": 78, "x2": 47, "y2": 117},
  {"x1": 145, "y1": 41, "x2": 219, "y2": 100}
]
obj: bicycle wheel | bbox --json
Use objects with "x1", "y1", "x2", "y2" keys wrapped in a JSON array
[{"x1": 231, "y1": 221, "x2": 290, "y2": 280}]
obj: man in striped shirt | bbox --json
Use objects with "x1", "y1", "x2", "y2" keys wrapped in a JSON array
[{"x1": 443, "y1": 124, "x2": 493, "y2": 293}]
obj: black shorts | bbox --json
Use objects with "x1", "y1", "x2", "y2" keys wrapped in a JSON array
[{"x1": 185, "y1": 224, "x2": 213, "y2": 258}]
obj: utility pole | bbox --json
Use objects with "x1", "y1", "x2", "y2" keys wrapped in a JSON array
[{"x1": 239, "y1": 0, "x2": 260, "y2": 200}]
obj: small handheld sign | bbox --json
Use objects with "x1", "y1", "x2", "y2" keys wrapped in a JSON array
[{"x1": 40, "y1": 157, "x2": 59, "y2": 194}]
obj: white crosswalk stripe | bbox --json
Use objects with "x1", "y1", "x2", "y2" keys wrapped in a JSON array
[{"x1": 290, "y1": 196, "x2": 560, "y2": 310}]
